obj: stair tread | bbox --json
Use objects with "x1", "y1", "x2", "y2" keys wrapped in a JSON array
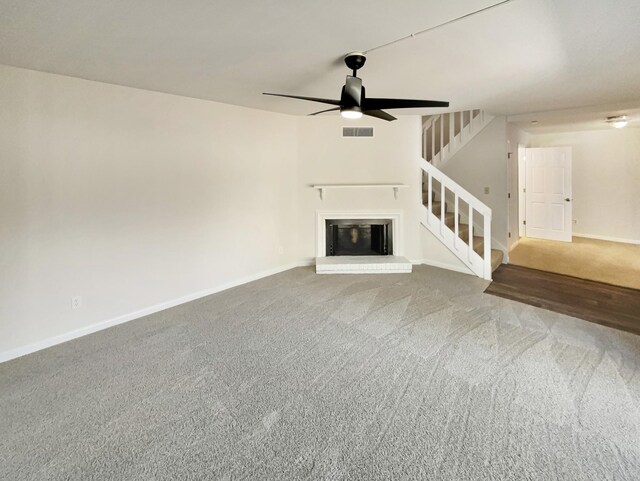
[
  {"x1": 424, "y1": 201, "x2": 449, "y2": 215},
  {"x1": 422, "y1": 206, "x2": 471, "y2": 237},
  {"x1": 473, "y1": 237, "x2": 484, "y2": 256},
  {"x1": 420, "y1": 210, "x2": 503, "y2": 273},
  {"x1": 421, "y1": 190, "x2": 434, "y2": 203}
]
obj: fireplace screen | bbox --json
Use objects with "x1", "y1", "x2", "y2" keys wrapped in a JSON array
[{"x1": 326, "y1": 219, "x2": 392, "y2": 256}]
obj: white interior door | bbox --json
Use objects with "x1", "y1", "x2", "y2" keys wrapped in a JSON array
[{"x1": 525, "y1": 147, "x2": 572, "y2": 242}]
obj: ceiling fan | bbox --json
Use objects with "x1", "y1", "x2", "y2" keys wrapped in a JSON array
[{"x1": 263, "y1": 53, "x2": 449, "y2": 121}]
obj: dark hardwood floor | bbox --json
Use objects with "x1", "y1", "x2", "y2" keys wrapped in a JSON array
[{"x1": 485, "y1": 264, "x2": 640, "y2": 336}]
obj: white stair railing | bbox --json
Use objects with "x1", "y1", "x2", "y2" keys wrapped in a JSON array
[
  {"x1": 422, "y1": 110, "x2": 491, "y2": 166},
  {"x1": 419, "y1": 158, "x2": 493, "y2": 280}
]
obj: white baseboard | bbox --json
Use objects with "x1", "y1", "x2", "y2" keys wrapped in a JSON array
[
  {"x1": 299, "y1": 257, "x2": 317, "y2": 266},
  {"x1": 0, "y1": 260, "x2": 313, "y2": 364},
  {"x1": 411, "y1": 258, "x2": 474, "y2": 276},
  {"x1": 573, "y1": 233, "x2": 640, "y2": 245}
]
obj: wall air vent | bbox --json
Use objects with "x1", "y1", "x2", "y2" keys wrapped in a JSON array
[{"x1": 342, "y1": 127, "x2": 374, "y2": 137}]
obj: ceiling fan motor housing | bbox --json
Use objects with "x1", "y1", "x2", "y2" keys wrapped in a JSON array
[
  {"x1": 341, "y1": 76, "x2": 363, "y2": 108},
  {"x1": 344, "y1": 52, "x2": 367, "y2": 75},
  {"x1": 262, "y1": 51, "x2": 448, "y2": 121}
]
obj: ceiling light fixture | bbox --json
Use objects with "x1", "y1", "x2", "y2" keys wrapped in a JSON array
[
  {"x1": 340, "y1": 107, "x2": 363, "y2": 120},
  {"x1": 606, "y1": 115, "x2": 628, "y2": 129}
]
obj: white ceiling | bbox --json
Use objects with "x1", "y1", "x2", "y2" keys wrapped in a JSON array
[
  {"x1": 1, "y1": 0, "x2": 640, "y2": 117},
  {"x1": 508, "y1": 101, "x2": 640, "y2": 134}
]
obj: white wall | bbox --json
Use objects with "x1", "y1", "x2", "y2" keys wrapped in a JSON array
[
  {"x1": 0, "y1": 65, "x2": 299, "y2": 357},
  {"x1": 440, "y1": 117, "x2": 509, "y2": 252},
  {"x1": 419, "y1": 228, "x2": 472, "y2": 274},
  {"x1": 1, "y1": 64, "x2": 491, "y2": 360},
  {"x1": 295, "y1": 115, "x2": 470, "y2": 274},
  {"x1": 296, "y1": 116, "x2": 422, "y2": 261},
  {"x1": 531, "y1": 129, "x2": 640, "y2": 243}
]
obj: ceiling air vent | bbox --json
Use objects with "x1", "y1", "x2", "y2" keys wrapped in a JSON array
[{"x1": 343, "y1": 127, "x2": 374, "y2": 138}]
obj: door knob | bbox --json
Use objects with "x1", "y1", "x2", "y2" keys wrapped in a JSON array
[{"x1": 564, "y1": 198, "x2": 571, "y2": 202}]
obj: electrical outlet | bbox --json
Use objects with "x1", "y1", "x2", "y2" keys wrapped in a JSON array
[
  {"x1": 484, "y1": 187, "x2": 490, "y2": 195},
  {"x1": 71, "y1": 296, "x2": 82, "y2": 309}
]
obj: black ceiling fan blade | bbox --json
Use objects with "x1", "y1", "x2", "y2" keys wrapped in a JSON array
[
  {"x1": 363, "y1": 98, "x2": 449, "y2": 110},
  {"x1": 263, "y1": 93, "x2": 342, "y2": 106},
  {"x1": 363, "y1": 110, "x2": 397, "y2": 121},
  {"x1": 308, "y1": 107, "x2": 340, "y2": 116}
]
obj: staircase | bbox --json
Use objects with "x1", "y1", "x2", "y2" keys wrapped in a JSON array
[
  {"x1": 419, "y1": 109, "x2": 503, "y2": 280},
  {"x1": 423, "y1": 110, "x2": 493, "y2": 167}
]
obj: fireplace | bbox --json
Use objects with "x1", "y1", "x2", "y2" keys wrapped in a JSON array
[
  {"x1": 325, "y1": 219, "x2": 392, "y2": 256},
  {"x1": 316, "y1": 211, "x2": 403, "y2": 259},
  {"x1": 315, "y1": 211, "x2": 410, "y2": 273}
]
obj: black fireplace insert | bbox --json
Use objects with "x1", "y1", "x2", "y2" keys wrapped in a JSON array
[{"x1": 325, "y1": 219, "x2": 392, "y2": 256}]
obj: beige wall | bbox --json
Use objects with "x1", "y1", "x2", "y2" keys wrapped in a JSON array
[
  {"x1": 531, "y1": 129, "x2": 640, "y2": 242},
  {"x1": 0, "y1": 65, "x2": 299, "y2": 356}
]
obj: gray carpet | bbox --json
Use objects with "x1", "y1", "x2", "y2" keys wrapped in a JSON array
[{"x1": 1, "y1": 266, "x2": 640, "y2": 480}]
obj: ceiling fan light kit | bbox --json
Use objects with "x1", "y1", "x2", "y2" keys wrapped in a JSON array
[
  {"x1": 606, "y1": 115, "x2": 628, "y2": 128},
  {"x1": 341, "y1": 107, "x2": 363, "y2": 119},
  {"x1": 264, "y1": 52, "x2": 448, "y2": 121}
]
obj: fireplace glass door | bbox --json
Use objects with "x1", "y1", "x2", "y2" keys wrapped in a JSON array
[{"x1": 326, "y1": 219, "x2": 392, "y2": 256}]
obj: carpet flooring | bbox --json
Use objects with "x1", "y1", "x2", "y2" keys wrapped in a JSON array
[
  {"x1": 1, "y1": 266, "x2": 640, "y2": 480},
  {"x1": 509, "y1": 236, "x2": 640, "y2": 290}
]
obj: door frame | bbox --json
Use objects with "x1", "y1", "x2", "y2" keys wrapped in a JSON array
[{"x1": 517, "y1": 144, "x2": 526, "y2": 238}]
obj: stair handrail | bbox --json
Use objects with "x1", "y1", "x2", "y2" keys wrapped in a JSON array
[
  {"x1": 422, "y1": 115, "x2": 437, "y2": 131},
  {"x1": 419, "y1": 157, "x2": 493, "y2": 280},
  {"x1": 422, "y1": 110, "x2": 487, "y2": 165}
]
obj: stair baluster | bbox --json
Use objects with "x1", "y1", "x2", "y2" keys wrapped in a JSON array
[
  {"x1": 419, "y1": 157, "x2": 501, "y2": 280},
  {"x1": 420, "y1": 109, "x2": 502, "y2": 280},
  {"x1": 422, "y1": 109, "x2": 494, "y2": 167}
]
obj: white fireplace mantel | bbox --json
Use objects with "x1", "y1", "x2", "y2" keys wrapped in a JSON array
[{"x1": 312, "y1": 183, "x2": 407, "y2": 200}]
